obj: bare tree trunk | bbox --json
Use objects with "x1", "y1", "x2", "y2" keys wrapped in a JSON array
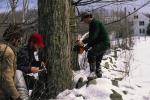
[
  {"x1": 22, "y1": 0, "x2": 29, "y2": 23},
  {"x1": 38, "y1": 0, "x2": 72, "y2": 98},
  {"x1": 9, "y1": 0, "x2": 17, "y2": 24}
]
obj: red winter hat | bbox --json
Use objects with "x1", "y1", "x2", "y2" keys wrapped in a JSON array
[{"x1": 30, "y1": 32, "x2": 45, "y2": 48}]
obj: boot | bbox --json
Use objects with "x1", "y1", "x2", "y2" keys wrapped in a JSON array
[
  {"x1": 88, "y1": 63, "x2": 97, "y2": 80},
  {"x1": 96, "y1": 69, "x2": 102, "y2": 78},
  {"x1": 89, "y1": 72, "x2": 97, "y2": 79},
  {"x1": 75, "y1": 77, "x2": 86, "y2": 89}
]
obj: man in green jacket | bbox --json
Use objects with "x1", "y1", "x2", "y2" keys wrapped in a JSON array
[
  {"x1": 78, "y1": 12, "x2": 110, "y2": 78},
  {"x1": 0, "y1": 24, "x2": 24, "y2": 100}
]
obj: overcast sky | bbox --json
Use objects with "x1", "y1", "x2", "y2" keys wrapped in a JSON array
[
  {"x1": 0, "y1": 0, "x2": 37, "y2": 12},
  {"x1": 77, "y1": 0, "x2": 150, "y2": 14},
  {"x1": 0, "y1": 0, "x2": 149, "y2": 13}
]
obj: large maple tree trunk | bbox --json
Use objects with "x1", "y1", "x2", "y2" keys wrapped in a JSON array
[{"x1": 38, "y1": 0, "x2": 72, "y2": 98}]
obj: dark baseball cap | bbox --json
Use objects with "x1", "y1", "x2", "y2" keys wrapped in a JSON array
[{"x1": 80, "y1": 12, "x2": 92, "y2": 21}]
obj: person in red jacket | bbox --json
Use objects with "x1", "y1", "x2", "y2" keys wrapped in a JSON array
[{"x1": 17, "y1": 32, "x2": 47, "y2": 99}]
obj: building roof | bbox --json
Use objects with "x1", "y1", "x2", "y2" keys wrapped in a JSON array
[{"x1": 144, "y1": 14, "x2": 150, "y2": 18}]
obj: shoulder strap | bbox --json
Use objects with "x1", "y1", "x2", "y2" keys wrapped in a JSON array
[{"x1": 0, "y1": 45, "x2": 8, "y2": 61}]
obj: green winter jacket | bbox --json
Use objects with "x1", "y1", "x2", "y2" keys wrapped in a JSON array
[{"x1": 83, "y1": 19, "x2": 110, "y2": 51}]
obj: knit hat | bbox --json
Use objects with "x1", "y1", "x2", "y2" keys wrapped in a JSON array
[
  {"x1": 3, "y1": 24, "x2": 23, "y2": 41},
  {"x1": 30, "y1": 32, "x2": 45, "y2": 48}
]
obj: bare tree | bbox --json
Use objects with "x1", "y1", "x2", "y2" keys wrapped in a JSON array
[
  {"x1": 22, "y1": 0, "x2": 29, "y2": 23},
  {"x1": 9, "y1": 0, "x2": 18, "y2": 24}
]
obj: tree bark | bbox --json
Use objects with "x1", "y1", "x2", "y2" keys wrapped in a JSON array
[
  {"x1": 38, "y1": 0, "x2": 72, "y2": 98},
  {"x1": 69, "y1": 2, "x2": 80, "y2": 70}
]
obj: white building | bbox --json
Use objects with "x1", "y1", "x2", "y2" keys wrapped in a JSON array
[{"x1": 130, "y1": 12, "x2": 150, "y2": 36}]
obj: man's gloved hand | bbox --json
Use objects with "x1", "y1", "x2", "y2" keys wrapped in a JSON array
[
  {"x1": 83, "y1": 44, "x2": 90, "y2": 52},
  {"x1": 83, "y1": 46, "x2": 88, "y2": 52},
  {"x1": 76, "y1": 40, "x2": 84, "y2": 47}
]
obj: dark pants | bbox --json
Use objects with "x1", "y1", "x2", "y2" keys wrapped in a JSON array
[
  {"x1": 96, "y1": 53, "x2": 104, "y2": 71},
  {"x1": 87, "y1": 44, "x2": 106, "y2": 72},
  {"x1": 23, "y1": 74, "x2": 45, "y2": 99},
  {"x1": 38, "y1": 70, "x2": 47, "y2": 83}
]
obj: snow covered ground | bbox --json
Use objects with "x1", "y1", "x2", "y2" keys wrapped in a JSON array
[
  {"x1": 57, "y1": 36, "x2": 150, "y2": 100},
  {"x1": 119, "y1": 37, "x2": 150, "y2": 100}
]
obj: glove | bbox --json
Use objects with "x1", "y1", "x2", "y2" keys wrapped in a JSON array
[
  {"x1": 83, "y1": 46, "x2": 88, "y2": 52},
  {"x1": 75, "y1": 40, "x2": 84, "y2": 47},
  {"x1": 83, "y1": 45, "x2": 89, "y2": 52}
]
